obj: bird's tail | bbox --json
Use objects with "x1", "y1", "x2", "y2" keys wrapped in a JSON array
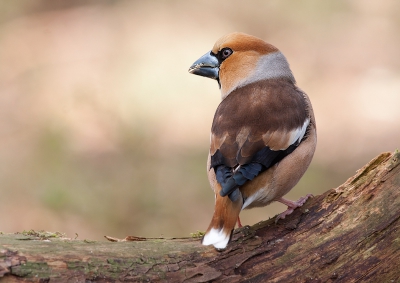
[{"x1": 202, "y1": 187, "x2": 243, "y2": 249}]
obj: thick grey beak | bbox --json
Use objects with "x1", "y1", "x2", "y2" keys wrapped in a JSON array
[{"x1": 188, "y1": 51, "x2": 219, "y2": 80}]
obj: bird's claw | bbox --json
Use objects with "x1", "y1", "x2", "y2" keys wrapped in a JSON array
[{"x1": 275, "y1": 194, "x2": 314, "y2": 223}]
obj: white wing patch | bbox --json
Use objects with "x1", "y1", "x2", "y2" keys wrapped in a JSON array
[
  {"x1": 288, "y1": 118, "x2": 310, "y2": 146},
  {"x1": 261, "y1": 118, "x2": 309, "y2": 151}
]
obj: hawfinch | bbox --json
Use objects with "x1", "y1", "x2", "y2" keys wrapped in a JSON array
[{"x1": 188, "y1": 32, "x2": 316, "y2": 250}]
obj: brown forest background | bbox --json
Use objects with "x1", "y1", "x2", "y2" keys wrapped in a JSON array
[{"x1": 0, "y1": 1, "x2": 399, "y2": 241}]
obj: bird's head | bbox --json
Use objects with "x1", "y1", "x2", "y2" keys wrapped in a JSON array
[{"x1": 189, "y1": 32, "x2": 294, "y2": 100}]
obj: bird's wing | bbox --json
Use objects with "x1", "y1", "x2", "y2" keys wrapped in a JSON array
[{"x1": 210, "y1": 79, "x2": 310, "y2": 198}]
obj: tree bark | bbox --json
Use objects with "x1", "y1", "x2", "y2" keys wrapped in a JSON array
[{"x1": 1, "y1": 151, "x2": 399, "y2": 283}]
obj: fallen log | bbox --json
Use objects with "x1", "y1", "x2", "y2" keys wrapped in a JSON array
[{"x1": 1, "y1": 151, "x2": 399, "y2": 282}]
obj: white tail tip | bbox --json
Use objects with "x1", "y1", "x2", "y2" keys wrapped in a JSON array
[{"x1": 202, "y1": 228, "x2": 230, "y2": 249}]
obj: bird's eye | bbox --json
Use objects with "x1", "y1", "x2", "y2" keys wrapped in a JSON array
[{"x1": 220, "y1": 48, "x2": 233, "y2": 60}]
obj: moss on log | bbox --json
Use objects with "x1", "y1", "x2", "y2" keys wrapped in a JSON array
[{"x1": 1, "y1": 151, "x2": 399, "y2": 282}]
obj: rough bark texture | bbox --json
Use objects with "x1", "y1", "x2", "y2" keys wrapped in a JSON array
[{"x1": 1, "y1": 151, "x2": 399, "y2": 283}]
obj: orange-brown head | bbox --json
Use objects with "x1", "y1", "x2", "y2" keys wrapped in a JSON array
[{"x1": 189, "y1": 32, "x2": 294, "y2": 99}]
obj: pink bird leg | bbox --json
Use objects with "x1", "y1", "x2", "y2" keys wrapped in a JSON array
[{"x1": 276, "y1": 194, "x2": 313, "y2": 223}]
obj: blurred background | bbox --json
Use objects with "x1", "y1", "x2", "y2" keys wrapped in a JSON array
[{"x1": 0, "y1": 0, "x2": 399, "y2": 240}]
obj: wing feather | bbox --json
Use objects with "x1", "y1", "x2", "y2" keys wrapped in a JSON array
[{"x1": 210, "y1": 78, "x2": 310, "y2": 197}]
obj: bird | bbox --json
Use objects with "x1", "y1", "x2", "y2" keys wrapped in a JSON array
[{"x1": 188, "y1": 32, "x2": 317, "y2": 250}]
